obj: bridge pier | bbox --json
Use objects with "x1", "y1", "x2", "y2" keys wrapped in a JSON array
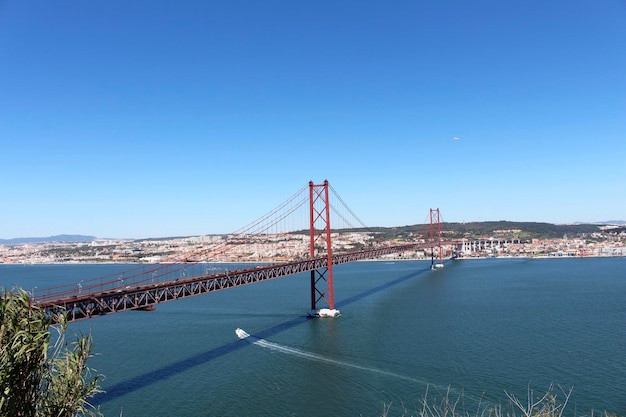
[
  {"x1": 308, "y1": 180, "x2": 340, "y2": 318},
  {"x1": 430, "y1": 208, "x2": 444, "y2": 269}
]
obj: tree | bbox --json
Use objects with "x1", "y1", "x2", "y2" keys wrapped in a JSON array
[{"x1": 0, "y1": 288, "x2": 103, "y2": 417}]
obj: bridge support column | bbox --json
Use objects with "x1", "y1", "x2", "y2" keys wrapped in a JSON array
[
  {"x1": 308, "y1": 180, "x2": 340, "y2": 318},
  {"x1": 429, "y1": 208, "x2": 444, "y2": 269}
]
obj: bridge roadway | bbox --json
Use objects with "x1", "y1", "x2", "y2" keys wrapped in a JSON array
[{"x1": 37, "y1": 242, "x2": 443, "y2": 322}]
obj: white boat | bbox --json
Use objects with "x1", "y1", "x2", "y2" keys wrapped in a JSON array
[
  {"x1": 308, "y1": 308, "x2": 341, "y2": 318},
  {"x1": 235, "y1": 328, "x2": 250, "y2": 339}
]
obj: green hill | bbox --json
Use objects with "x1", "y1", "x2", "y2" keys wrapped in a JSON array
[{"x1": 340, "y1": 221, "x2": 603, "y2": 241}]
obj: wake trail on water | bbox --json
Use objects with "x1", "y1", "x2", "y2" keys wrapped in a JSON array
[{"x1": 235, "y1": 328, "x2": 433, "y2": 387}]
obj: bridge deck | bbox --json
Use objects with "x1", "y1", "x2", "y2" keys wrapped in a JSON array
[{"x1": 39, "y1": 243, "x2": 436, "y2": 321}]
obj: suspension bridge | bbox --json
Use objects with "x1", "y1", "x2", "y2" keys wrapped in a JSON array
[{"x1": 31, "y1": 180, "x2": 452, "y2": 321}]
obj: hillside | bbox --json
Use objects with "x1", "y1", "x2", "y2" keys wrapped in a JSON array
[
  {"x1": 1, "y1": 221, "x2": 615, "y2": 246},
  {"x1": 347, "y1": 221, "x2": 604, "y2": 241},
  {"x1": 0, "y1": 235, "x2": 97, "y2": 245}
]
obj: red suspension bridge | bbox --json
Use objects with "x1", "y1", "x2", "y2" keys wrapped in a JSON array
[{"x1": 32, "y1": 180, "x2": 452, "y2": 321}]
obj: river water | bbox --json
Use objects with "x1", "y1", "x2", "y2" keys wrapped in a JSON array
[{"x1": 1, "y1": 257, "x2": 625, "y2": 416}]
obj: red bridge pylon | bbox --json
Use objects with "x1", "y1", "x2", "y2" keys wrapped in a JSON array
[
  {"x1": 430, "y1": 208, "x2": 444, "y2": 269},
  {"x1": 308, "y1": 180, "x2": 340, "y2": 317}
]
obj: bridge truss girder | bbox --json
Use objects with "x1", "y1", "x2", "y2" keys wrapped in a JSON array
[{"x1": 40, "y1": 243, "x2": 431, "y2": 322}]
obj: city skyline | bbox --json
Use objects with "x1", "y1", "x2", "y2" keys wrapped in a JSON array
[
  {"x1": 1, "y1": 217, "x2": 625, "y2": 243},
  {"x1": 1, "y1": 1, "x2": 625, "y2": 239}
]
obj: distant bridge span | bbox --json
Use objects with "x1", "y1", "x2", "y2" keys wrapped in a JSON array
[{"x1": 38, "y1": 242, "x2": 445, "y2": 322}]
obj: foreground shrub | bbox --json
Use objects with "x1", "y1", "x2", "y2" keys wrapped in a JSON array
[
  {"x1": 1, "y1": 288, "x2": 103, "y2": 417},
  {"x1": 381, "y1": 384, "x2": 621, "y2": 417}
]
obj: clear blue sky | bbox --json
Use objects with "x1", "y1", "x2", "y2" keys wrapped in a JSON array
[{"x1": 1, "y1": 0, "x2": 625, "y2": 239}]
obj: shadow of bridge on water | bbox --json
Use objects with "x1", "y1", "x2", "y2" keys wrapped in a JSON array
[{"x1": 93, "y1": 264, "x2": 437, "y2": 404}]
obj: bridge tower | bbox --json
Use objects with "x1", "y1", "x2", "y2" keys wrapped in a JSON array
[
  {"x1": 429, "y1": 208, "x2": 444, "y2": 269},
  {"x1": 308, "y1": 180, "x2": 340, "y2": 317}
]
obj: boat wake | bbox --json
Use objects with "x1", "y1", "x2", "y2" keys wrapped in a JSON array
[{"x1": 235, "y1": 328, "x2": 427, "y2": 385}]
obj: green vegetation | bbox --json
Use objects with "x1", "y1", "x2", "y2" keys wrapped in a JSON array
[
  {"x1": 441, "y1": 221, "x2": 601, "y2": 240},
  {"x1": 339, "y1": 221, "x2": 605, "y2": 241},
  {"x1": 0, "y1": 289, "x2": 103, "y2": 417},
  {"x1": 381, "y1": 384, "x2": 620, "y2": 417}
]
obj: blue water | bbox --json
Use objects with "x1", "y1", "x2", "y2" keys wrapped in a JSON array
[{"x1": 1, "y1": 258, "x2": 625, "y2": 416}]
